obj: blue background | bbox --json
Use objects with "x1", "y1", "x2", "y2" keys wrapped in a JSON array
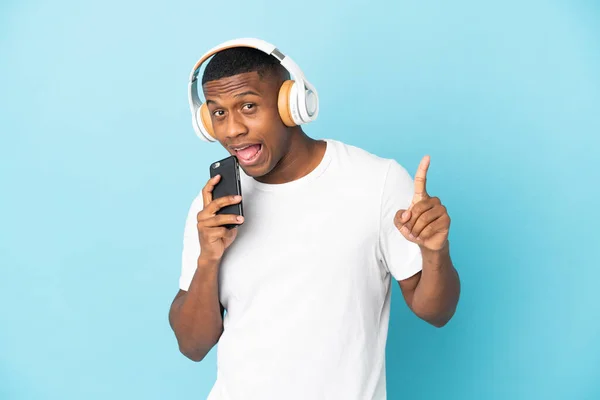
[{"x1": 1, "y1": 0, "x2": 599, "y2": 399}]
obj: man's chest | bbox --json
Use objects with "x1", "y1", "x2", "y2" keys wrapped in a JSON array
[{"x1": 216, "y1": 187, "x2": 382, "y2": 311}]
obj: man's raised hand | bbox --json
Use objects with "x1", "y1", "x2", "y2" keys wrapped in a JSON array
[{"x1": 394, "y1": 156, "x2": 450, "y2": 252}]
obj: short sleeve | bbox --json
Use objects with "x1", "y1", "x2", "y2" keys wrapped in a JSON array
[
  {"x1": 179, "y1": 195, "x2": 203, "y2": 291},
  {"x1": 377, "y1": 159, "x2": 423, "y2": 281}
]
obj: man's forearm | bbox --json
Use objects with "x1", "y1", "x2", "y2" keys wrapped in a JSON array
[
  {"x1": 411, "y1": 241, "x2": 460, "y2": 327},
  {"x1": 169, "y1": 258, "x2": 224, "y2": 361}
]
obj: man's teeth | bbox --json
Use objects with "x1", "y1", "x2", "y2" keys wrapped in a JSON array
[{"x1": 235, "y1": 145, "x2": 256, "y2": 151}]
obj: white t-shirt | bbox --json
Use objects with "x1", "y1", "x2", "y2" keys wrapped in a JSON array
[{"x1": 179, "y1": 139, "x2": 423, "y2": 400}]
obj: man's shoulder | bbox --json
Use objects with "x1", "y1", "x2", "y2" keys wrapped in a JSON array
[
  {"x1": 327, "y1": 139, "x2": 414, "y2": 199},
  {"x1": 327, "y1": 138, "x2": 402, "y2": 173}
]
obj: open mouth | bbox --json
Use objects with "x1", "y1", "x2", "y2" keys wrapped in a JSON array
[{"x1": 232, "y1": 144, "x2": 263, "y2": 165}]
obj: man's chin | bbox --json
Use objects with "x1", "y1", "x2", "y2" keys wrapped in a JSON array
[{"x1": 239, "y1": 164, "x2": 267, "y2": 179}]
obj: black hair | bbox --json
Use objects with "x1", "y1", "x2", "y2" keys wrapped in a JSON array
[{"x1": 201, "y1": 47, "x2": 288, "y2": 85}]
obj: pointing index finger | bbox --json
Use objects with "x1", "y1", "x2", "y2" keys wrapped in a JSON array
[{"x1": 413, "y1": 155, "x2": 430, "y2": 201}]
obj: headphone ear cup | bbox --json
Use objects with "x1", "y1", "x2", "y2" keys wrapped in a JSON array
[
  {"x1": 199, "y1": 103, "x2": 215, "y2": 139},
  {"x1": 278, "y1": 80, "x2": 297, "y2": 127}
]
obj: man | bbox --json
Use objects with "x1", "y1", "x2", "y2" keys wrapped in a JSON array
[{"x1": 169, "y1": 43, "x2": 461, "y2": 400}]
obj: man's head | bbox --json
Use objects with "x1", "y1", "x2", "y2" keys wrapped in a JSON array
[{"x1": 201, "y1": 47, "x2": 296, "y2": 178}]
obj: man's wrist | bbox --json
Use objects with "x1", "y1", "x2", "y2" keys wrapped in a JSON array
[
  {"x1": 197, "y1": 255, "x2": 221, "y2": 270},
  {"x1": 419, "y1": 240, "x2": 450, "y2": 270}
]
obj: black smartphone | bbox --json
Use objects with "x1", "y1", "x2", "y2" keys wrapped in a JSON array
[{"x1": 209, "y1": 155, "x2": 243, "y2": 229}]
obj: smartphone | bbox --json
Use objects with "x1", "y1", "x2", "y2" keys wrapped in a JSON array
[{"x1": 209, "y1": 155, "x2": 243, "y2": 229}]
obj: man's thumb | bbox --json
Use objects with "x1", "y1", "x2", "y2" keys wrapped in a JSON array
[{"x1": 395, "y1": 209, "x2": 411, "y2": 226}]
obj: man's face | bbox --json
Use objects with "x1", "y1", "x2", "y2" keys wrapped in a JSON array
[{"x1": 202, "y1": 71, "x2": 289, "y2": 178}]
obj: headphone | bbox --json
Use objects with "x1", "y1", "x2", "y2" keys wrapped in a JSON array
[{"x1": 187, "y1": 38, "x2": 320, "y2": 142}]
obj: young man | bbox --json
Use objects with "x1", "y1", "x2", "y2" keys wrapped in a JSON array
[{"x1": 169, "y1": 44, "x2": 461, "y2": 400}]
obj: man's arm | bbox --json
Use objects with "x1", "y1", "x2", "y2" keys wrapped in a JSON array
[
  {"x1": 169, "y1": 257, "x2": 224, "y2": 362},
  {"x1": 392, "y1": 155, "x2": 461, "y2": 327},
  {"x1": 170, "y1": 175, "x2": 243, "y2": 361},
  {"x1": 398, "y1": 241, "x2": 460, "y2": 327}
]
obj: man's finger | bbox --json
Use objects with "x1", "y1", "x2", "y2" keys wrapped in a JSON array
[
  {"x1": 394, "y1": 209, "x2": 411, "y2": 227},
  {"x1": 202, "y1": 214, "x2": 244, "y2": 228},
  {"x1": 207, "y1": 195, "x2": 242, "y2": 215},
  {"x1": 410, "y1": 206, "x2": 446, "y2": 239},
  {"x1": 401, "y1": 200, "x2": 436, "y2": 236},
  {"x1": 417, "y1": 217, "x2": 449, "y2": 241},
  {"x1": 413, "y1": 155, "x2": 430, "y2": 202},
  {"x1": 202, "y1": 175, "x2": 221, "y2": 207}
]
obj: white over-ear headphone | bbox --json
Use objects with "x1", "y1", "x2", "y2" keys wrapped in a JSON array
[{"x1": 187, "y1": 38, "x2": 319, "y2": 142}]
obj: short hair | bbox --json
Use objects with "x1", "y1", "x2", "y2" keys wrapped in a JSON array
[{"x1": 201, "y1": 47, "x2": 288, "y2": 85}]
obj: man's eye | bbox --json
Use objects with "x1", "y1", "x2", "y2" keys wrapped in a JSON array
[
  {"x1": 243, "y1": 104, "x2": 255, "y2": 110},
  {"x1": 213, "y1": 110, "x2": 225, "y2": 117}
]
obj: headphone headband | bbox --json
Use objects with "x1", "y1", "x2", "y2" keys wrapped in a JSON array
[{"x1": 187, "y1": 38, "x2": 319, "y2": 142}]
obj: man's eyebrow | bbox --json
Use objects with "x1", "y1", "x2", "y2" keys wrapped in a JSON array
[
  {"x1": 205, "y1": 91, "x2": 260, "y2": 106},
  {"x1": 234, "y1": 90, "x2": 260, "y2": 98}
]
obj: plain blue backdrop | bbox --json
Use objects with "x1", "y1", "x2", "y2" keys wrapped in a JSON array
[{"x1": 1, "y1": 0, "x2": 599, "y2": 399}]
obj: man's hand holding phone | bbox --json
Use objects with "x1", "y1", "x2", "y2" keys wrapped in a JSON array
[{"x1": 196, "y1": 174, "x2": 244, "y2": 263}]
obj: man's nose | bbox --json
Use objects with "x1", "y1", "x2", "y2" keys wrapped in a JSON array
[{"x1": 224, "y1": 112, "x2": 248, "y2": 140}]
